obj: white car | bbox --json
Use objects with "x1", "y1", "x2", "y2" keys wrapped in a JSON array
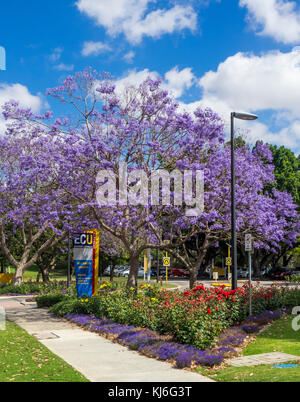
[
  {"x1": 239, "y1": 268, "x2": 254, "y2": 278},
  {"x1": 137, "y1": 268, "x2": 145, "y2": 278},
  {"x1": 114, "y1": 266, "x2": 129, "y2": 276},
  {"x1": 119, "y1": 268, "x2": 130, "y2": 277},
  {"x1": 103, "y1": 266, "x2": 112, "y2": 275}
]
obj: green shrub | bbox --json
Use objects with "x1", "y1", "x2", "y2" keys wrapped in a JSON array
[
  {"x1": 36, "y1": 293, "x2": 69, "y2": 308},
  {"x1": 287, "y1": 275, "x2": 300, "y2": 283},
  {"x1": 0, "y1": 281, "x2": 41, "y2": 295}
]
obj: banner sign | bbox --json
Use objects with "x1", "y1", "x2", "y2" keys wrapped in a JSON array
[{"x1": 73, "y1": 230, "x2": 99, "y2": 298}]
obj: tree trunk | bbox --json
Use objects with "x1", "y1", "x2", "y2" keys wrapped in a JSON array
[
  {"x1": 110, "y1": 264, "x2": 116, "y2": 282},
  {"x1": 189, "y1": 268, "x2": 198, "y2": 289},
  {"x1": 0, "y1": 259, "x2": 6, "y2": 273},
  {"x1": 41, "y1": 267, "x2": 50, "y2": 282},
  {"x1": 127, "y1": 254, "x2": 140, "y2": 288},
  {"x1": 12, "y1": 264, "x2": 25, "y2": 286},
  {"x1": 189, "y1": 236, "x2": 210, "y2": 289}
]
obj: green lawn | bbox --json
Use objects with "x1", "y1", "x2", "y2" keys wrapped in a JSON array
[
  {"x1": 0, "y1": 320, "x2": 89, "y2": 382},
  {"x1": 100, "y1": 275, "x2": 178, "y2": 289},
  {"x1": 194, "y1": 315, "x2": 300, "y2": 382},
  {"x1": 6, "y1": 267, "x2": 177, "y2": 289}
]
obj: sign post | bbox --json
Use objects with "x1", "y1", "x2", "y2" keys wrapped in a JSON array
[
  {"x1": 67, "y1": 231, "x2": 71, "y2": 288},
  {"x1": 245, "y1": 233, "x2": 252, "y2": 315},
  {"x1": 73, "y1": 230, "x2": 99, "y2": 298},
  {"x1": 144, "y1": 249, "x2": 151, "y2": 284},
  {"x1": 226, "y1": 244, "x2": 232, "y2": 283},
  {"x1": 163, "y1": 253, "x2": 170, "y2": 285}
]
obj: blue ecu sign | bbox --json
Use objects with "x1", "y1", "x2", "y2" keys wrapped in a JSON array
[{"x1": 73, "y1": 233, "x2": 94, "y2": 298}]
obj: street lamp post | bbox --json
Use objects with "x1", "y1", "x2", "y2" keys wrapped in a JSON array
[{"x1": 230, "y1": 112, "x2": 258, "y2": 290}]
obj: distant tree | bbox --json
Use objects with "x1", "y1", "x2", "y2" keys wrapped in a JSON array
[{"x1": 269, "y1": 144, "x2": 300, "y2": 206}]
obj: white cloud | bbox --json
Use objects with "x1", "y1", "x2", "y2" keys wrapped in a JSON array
[
  {"x1": 0, "y1": 83, "x2": 43, "y2": 113},
  {"x1": 48, "y1": 47, "x2": 64, "y2": 62},
  {"x1": 123, "y1": 50, "x2": 135, "y2": 64},
  {"x1": 175, "y1": 48, "x2": 300, "y2": 153},
  {"x1": 198, "y1": 48, "x2": 300, "y2": 117},
  {"x1": 81, "y1": 41, "x2": 112, "y2": 56},
  {"x1": 114, "y1": 68, "x2": 159, "y2": 95},
  {"x1": 54, "y1": 63, "x2": 74, "y2": 71},
  {"x1": 113, "y1": 66, "x2": 195, "y2": 100},
  {"x1": 98, "y1": 54, "x2": 300, "y2": 153},
  {"x1": 0, "y1": 83, "x2": 45, "y2": 135},
  {"x1": 76, "y1": 0, "x2": 197, "y2": 44},
  {"x1": 240, "y1": 0, "x2": 300, "y2": 44},
  {"x1": 163, "y1": 66, "x2": 195, "y2": 98}
]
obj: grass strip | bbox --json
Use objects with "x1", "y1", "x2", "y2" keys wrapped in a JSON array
[{"x1": 0, "y1": 320, "x2": 89, "y2": 382}]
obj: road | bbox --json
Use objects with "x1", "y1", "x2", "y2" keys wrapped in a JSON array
[{"x1": 163, "y1": 278, "x2": 300, "y2": 291}]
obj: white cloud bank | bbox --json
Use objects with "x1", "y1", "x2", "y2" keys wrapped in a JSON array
[
  {"x1": 76, "y1": 0, "x2": 197, "y2": 44},
  {"x1": 183, "y1": 47, "x2": 300, "y2": 152},
  {"x1": 114, "y1": 47, "x2": 300, "y2": 153},
  {"x1": 240, "y1": 0, "x2": 300, "y2": 44}
]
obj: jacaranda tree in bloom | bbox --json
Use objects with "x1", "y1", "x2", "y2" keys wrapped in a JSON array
[
  {"x1": 158, "y1": 131, "x2": 300, "y2": 287},
  {"x1": 3, "y1": 69, "x2": 227, "y2": 287},
  {"x1": 3, "y1": 68, "x2": 299, "y2": 287},
  {"x1": 0, "y1": 128, "x2": 74, "y2": 285}
]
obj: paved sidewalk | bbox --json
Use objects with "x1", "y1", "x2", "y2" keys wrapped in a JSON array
[
  {"x1": 229, "y1": 352, "x2": 300, "y2": 367},
  {"x1": 1, "y1": 297, "x2": 214, "y2": 383}
]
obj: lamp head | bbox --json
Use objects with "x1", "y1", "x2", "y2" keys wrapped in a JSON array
[{"x1": 232, "y1": 112, "x2": 258, "y2": 121}]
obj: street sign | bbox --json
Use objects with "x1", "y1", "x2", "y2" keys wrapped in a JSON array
[
  {"x1": 163, "y1": 257, "x2": 170, "y2": 266},
  {"x1": 226, "y1": 257, "x2": 232, "y2": 266},
  {"x1": 245, "y1": 234, "x2": 252, "y2": 251}
]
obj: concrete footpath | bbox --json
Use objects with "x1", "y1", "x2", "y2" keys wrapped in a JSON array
[{"x1": 0, "y1": 296, "x2": 214, "y2": 383}]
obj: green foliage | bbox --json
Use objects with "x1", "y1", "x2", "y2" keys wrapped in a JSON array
[
  {"x1": 0, "y1": 280, "x2": 69, "y2": 296},
  {"x1": 0, "y1": 281, "x2": 41, "y2": 295},
  {"x1": 269, "y1": 144, "x2": 300, "y2": 206},
  {"x1": 36, "y1": 293, "x2": 69, "y2": 308},
  {"x1": 287, "y1": 274, "x2": 300, "y2": 283}
]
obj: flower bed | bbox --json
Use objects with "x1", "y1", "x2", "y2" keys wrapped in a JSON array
[
  {"x1": 63, "y1": 313, "x2": 239, "y2": 368},
  {"x1": 43, "y1": 282, "x2": 300, "y2": 352},
  {"x1": 62, "y1": 307, "x2": 287, "y2": 369}
]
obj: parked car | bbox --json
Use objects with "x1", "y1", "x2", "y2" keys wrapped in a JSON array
[
  {"x1": 197, "y1": 269, "x2": 210, "y2": 279},
  {"x1": 119, "y1": 268, "x2": 130, "y2": 277},
  {"x1": 237, "y1": 267, "x2": 253, "y2": 278},
  {"x1": 171, "y1": 268, "x2": 190, "y2": 278},
  {"x1": 114, "y1": 265, "x2": 130, "y2": 276},
  {"x1": 268, "y1": 267, "x2": 292, "y2": 280},
  {"x1": 150, "y1": 268, "x2": 172, "y2": 278},
  {"x1": 103, "y1": 266, "x2": 112, "y2": 275},
  {"x1": 137, "y1": 268, "x2": 145, "y2": 278}
]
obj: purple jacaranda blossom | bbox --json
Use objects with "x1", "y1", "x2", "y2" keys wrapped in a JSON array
[{"x1": 1, "y1": 68, "x2": 299, "y2": 288}]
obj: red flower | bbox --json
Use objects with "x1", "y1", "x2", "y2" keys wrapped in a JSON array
[{"x1": 207, "y1": 308, "x2": 212, "y2": 315}]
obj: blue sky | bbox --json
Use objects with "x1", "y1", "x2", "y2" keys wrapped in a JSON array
[{"x1": 1, "y1": 0, "x2": 300, "y2": 154}]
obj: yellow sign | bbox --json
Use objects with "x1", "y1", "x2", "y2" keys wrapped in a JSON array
[
  {"x1": 226, "y1": 257, "x2": 232, "y2": 266},
  {"x1": 163, "y1": 257, "x2": 170, "y2": 266},
  {"x1": 0, "y1": 273, "x2": 14, "y2": 284}
]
